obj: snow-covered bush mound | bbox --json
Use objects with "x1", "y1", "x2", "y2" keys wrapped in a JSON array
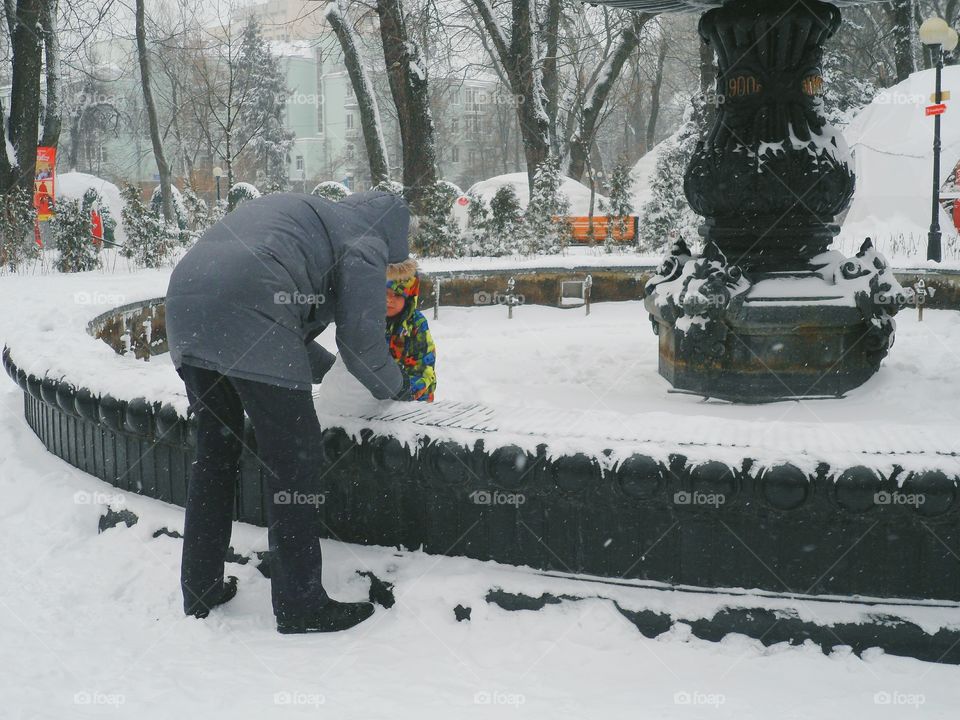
[
  {"x1": 150, "y1": 185, "x2": 188, "y2": 230},
  {"x1": 437, "y1": 180, "x2": 462, "y2": 199},
  {"x1": 311, "y1": 181, "x2": 352, "y2": 200},
  {"x1": 461, "y1": 172, "x2": 606, "y2": 217},
  {"x1": 56, "y1": 172, "x2": 126, "y2": 242},
  {"x1": 373, "y1": 179, "x2": 404, "y2": 196},
  {"x1": 228, "y1": 182, "x2": 261, "y2": 209}
]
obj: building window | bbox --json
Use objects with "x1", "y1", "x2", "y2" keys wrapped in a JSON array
[
  {"x1": 450, "y1": 118, "x2": 459, "y2": 133},
  {"x1": 346, "y1": 113, "x2": 354, "y2": 129},
  {"x1": 295, "y1": 155, "x2": 304, "y2": 171},
  {"x1": 451, "y1": 89, "x2": 461, "y2": 104},
  {"x1": 468, "y1": 149, "x2": 477, "y2": 166},
  {"x1": 451, "y1": 146, "x2": 460, "y2": 163},
  {"x1": 316, "y1": 52, "x2": 325, "y2": 134},
  {"x1": 466, "y1": 87, "x2": 481, "y2": 112}
]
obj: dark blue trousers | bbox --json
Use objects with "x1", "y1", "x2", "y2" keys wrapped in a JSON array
[{"x1": 177, "y1": 363, "x2": 329, "y2": 621}]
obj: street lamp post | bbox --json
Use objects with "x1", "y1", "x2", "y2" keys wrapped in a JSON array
[
  {"x1": 919, "y1": 18, "x2": 959, "y2": 263},
  {"x1": 212, "y1": 166, "x2": 224, "y2": 205}
]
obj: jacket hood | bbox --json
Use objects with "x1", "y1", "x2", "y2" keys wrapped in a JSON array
[
  {"x1": 337, "y1": 191, "x2": 411, "y2": 263},
  {"x1": 387, "y1": 274, "x2": 420, "y2": 324}
]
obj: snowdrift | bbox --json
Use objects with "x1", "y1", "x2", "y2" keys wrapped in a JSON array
[
  {"x1": 452, "y1": 172, "x2": 609, "y2": 229},
  {"x1": 630, "y1": 142, "x2": 663, "y2": 212},
  {"x1": 56, "y1": 172, "x2": 127, "y2": 241},
  {"x1": 841, "y1": 65, "x2": 960, "y2": 244}
]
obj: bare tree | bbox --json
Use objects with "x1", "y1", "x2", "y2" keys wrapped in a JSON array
[
  {"x1": 39, "y1": 0, "x2": 61, "y2": 148},
  {"x1": 467, "y1": 0, "x2": 551, "y2": 189},
  {"x1": 885, "y1": 0, "x2": 917, "y2": 81},
  {"x1": 377, "y1": 0, "x2": 438, "y2": 210},
  {"x1": 645, "y1": 30, "x2": 668, "y2": 155},
  {"x1": 3, "y1": 0, "x2": 45, "y2": 191},
  {"x1": 326, "y1": 1, "x2": 390, "y2": 186},
  {"x1": 135, "y1": 0, "x2": 174, "y2": 222},
  {"x1": 567, "y1": 11, "x2": 653, "y2": 181}
]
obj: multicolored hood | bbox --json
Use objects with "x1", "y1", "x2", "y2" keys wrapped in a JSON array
[{"x1": 387, "y1": 275, "x2": 420, "y2": 323}]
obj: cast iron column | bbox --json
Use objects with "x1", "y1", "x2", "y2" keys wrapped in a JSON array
[{"x1": 684, "y1": 0, "x2": 855, "y2": 273}]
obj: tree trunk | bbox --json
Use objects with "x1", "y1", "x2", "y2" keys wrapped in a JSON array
[
  {"x1": 511, "y1": 0, "x2": 550, "y2": 189},
  {"x1": 135, "y1": 0, "x2": 174, "y2": 223},
  {"x1": 884, "y1": 0, "x2": 916, "y2": 82},
  {"x1": 327, "y1": 3, "x2": 390, "y2": 186},
  {"x1": 541, "y1": 0, "x2": 562, "y2": 156},
  {"x1": 39, "y1": 0, "x2": 61, "y2": 148},
  {"x1": 7, "y1": 0, "x2": 44, "y2": 192},
  {"x1": 377, "y1": 0, "x2": 438, "y2": 212},
  {"x1": 470, "y1": 0, "x2": 551, "y2": 191},
  {"x1": 645, "y1": 34, "x2": 668, "y2": 154},
  {"x1": 567, "y1": 13, "x2": 651, "y2": 181}
]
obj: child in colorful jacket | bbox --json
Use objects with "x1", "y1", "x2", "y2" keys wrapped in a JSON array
[{"x1": 385, "y1": 262, "x2": 437, "y2": 402}]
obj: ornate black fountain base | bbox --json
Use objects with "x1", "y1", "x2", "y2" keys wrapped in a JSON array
[
  {"x1": 646, "y1": 240, "x2": 907, "y2": 402},
  {"x1": 655, "y1": 312, "x2": 879, "y2": 401}
]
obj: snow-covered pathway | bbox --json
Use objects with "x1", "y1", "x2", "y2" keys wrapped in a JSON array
[{"x1": 2, "y1": 373, "x2": 959, "y2": 719}]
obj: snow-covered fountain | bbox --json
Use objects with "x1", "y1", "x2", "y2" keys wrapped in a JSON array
[{"x1": 617, "y1": 0, "x2": 911, "y2": 400}]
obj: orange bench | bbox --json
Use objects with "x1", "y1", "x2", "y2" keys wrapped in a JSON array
[{"x1": 560, "y1": 215, "x2": 638, "y2": 243}]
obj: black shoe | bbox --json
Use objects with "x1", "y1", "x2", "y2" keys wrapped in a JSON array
[
  {"x1": 185, "y1": 576, "x2": 238, "y2": 619},
  {"x1": 276, "y1": 600, "x2": 375, "y2": 634}
]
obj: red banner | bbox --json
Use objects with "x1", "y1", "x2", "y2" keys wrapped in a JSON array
[
  {"x1": 91, "y1": 208, "x2": 103, "y2": 245},
  {"x1": 34, "y1": 146, "x2": 56, "y2": 221}
]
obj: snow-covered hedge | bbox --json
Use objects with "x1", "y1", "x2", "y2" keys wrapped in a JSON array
[
  {"x1": 150, "y1": 185, "x2": 188, "y2": 231},
  {"x1": 121, "y1": 185, "x2": 178, "y2": 269},
  {"x1": 311, "y1": 181, "x2": 352, "y2": 201},
  {"x1": 373, "y1": 179, "x2": 404, "y2": 196},
  {"x1": 228, "y1": 182, "x2": 261, "y2": 209},
  {"x1": 0, "y1": 188, "x2": 38, "y2": 272},
  {"x1": 52, "y1": 190, "x2": 104, "y2": 273}
]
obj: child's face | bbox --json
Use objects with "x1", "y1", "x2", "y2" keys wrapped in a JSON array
[{"x1": 386, "y1": 290, "x2": 405, "y2": 317}]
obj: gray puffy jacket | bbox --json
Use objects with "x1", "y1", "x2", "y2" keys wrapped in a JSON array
[{"x1": 165, "y1": 191, "x2": 409, "y2": 398}]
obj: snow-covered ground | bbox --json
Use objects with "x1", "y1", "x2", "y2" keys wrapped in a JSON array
[{"x1": 2, "y1": 268, "x2": 960, "y2": 718}]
